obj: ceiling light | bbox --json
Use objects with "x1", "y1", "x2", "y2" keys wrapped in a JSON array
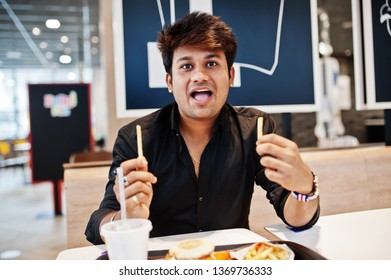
[
  {"x1": 61, "y1": 36, "x2": 69, "y2": 43},
  {"x1": 32, "y1": 27, "x2": 41, "y2": 36},
  {"x1": 6, "y1": 51, "x2": 22, "y2": 59},
  {"x1": 46, "y1": 19, "x2": 61, "y2": 29},
  {"x1": 59, "y1": 55, "x2": 72, "y2": 64},
  {"x1": 45, "y1": 52, "x2": 53, "y2": 59},
  {"x1": 91, "y1": 36, "x2": 99, "y2": 44},
  {"x1": 39, "y1": 42, "x2": 48, "y2": 49}
]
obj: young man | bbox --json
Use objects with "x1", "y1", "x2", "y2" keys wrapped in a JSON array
[{"x1": 85, "y1": 12, "x2": 320, "y2": 244}]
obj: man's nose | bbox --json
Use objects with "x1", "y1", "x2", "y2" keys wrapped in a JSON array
[{"x1": 191, "y1": 67, "x2": 209, "y2": 83}]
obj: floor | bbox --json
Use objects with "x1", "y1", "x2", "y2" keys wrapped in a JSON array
[{"x1": 0, "y1": 167, "x2": 67, "y2": 260}]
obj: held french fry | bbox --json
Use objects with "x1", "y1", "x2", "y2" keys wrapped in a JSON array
[
  {"x1": 136, "y1": 125, "x2": 143, "y2": 158},
  {"x1": 257, "y1": 116, "x2": 263, "y2": 139}
]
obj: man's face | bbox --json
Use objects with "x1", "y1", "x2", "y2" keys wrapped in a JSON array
[{"x1": 166, "y1": 45, "x2": 235, "y2": 122}]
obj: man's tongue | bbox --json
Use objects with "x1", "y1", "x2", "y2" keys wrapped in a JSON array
[{"x1": 193, "y1": 92, "x2": 210, "y2": 101}]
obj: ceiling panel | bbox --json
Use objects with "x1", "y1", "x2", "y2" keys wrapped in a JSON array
[{"x1": 0, "y1": 0, "x2": 100, "y2": 68}]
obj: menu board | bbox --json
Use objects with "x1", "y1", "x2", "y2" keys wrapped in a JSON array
[
  {"x1": 28, "y1": 83, "x2": 92, "y2": 181},
  {"x1": 28, "y1": 83, "x2": 92, "y2": 214}
]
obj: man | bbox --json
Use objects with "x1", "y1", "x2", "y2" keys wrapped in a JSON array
[{"x1": 85, "y1": 11, "x2": 320, "y2": 244}]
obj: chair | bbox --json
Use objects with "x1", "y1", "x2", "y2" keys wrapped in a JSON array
[
  {"x1": 63, "y1": 162, "x2": 110, "y2": 248},
  {"x1": 69, "y1": 150, "x2": 112, "y2": 163},
  {"x1": 64, "y1": 150, "x2": 112, "y2": 248}
]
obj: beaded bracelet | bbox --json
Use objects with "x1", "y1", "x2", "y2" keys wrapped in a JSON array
[{"x1": 291, "y1": 171, "x2": 319, "y2": 202}]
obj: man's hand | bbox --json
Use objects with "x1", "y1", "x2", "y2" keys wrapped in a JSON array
[
  {"x1": 113, "y1": 156, "x2": 157, "y2": 219},
  {"x1": 256, "y1": 133, "x2": 313, "y2": 194}
]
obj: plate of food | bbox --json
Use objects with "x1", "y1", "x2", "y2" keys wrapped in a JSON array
[
  {"x1": 161, "y1": 238, "x2": 294, "y2": 260},
  {"x1": 154, "y1": 238, "x2": 326, "y2": 260},
  {"x1": 98, "y1": 238, "x2": 326, "y2": 260}
]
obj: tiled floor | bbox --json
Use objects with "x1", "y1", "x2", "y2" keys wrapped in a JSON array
[{"x1": 0, "y1": 167, "x2": 67, "y2": 260}]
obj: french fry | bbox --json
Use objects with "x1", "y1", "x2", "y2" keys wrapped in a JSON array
[
  {"x1": 136, "y1": 125, "x2": 143, "y2": 158},
  {"x1": 257, "y1": 116, "x2": 263, "y2": 139},
  {"x1": 244, "y1": 242, "x2": 291, "y2": 260}
]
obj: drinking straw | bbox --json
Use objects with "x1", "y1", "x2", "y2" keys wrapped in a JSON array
[{"x1": 116, "y1": 167, "x2": 127, "y2": 221}]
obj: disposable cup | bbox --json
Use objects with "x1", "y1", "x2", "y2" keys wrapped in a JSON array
[{"x1": 100, "y1": 218, "x2": 152, "y2": 260}]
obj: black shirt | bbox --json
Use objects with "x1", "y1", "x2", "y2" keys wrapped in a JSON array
[{"x1": 85, "y1": 103, "x2": 319, "y2": 244}]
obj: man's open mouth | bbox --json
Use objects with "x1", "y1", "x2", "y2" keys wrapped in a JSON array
[{"x1": 191, "y1": 89, "x2": 212, "y2": 102}]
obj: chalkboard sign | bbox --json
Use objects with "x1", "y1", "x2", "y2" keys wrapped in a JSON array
[
  {"x1": 28, "y1": 83, "x2": 92, "y2": 182},
  {"x1": 113, "y1": 0, "x2": 321, "y2": 118}
]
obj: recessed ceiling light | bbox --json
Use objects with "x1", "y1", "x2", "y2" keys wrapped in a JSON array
[
  {"x1": 59, "y1": 55, "x2": 72, "y2": 64},
  {"x1": 91, "y1": 36, "x2": 99, "y2": 44},
  {"x1": 46, "y1": 19, "x2": 61, "y2": 29},
  {"x1": 61, "y1": 36, "x2": 69, "y2": 43},
  {"x1": 32, "y1": 27, "x2": 41, "y2": 36},
  {"x1": 39, "y1": 42, "x2": 48, "y2": 49}
]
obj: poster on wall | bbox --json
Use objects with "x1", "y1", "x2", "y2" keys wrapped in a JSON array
[
  {"x1": 352, "y1": 0, "x2": 391, "y2": 110},
  {"x1": 113, "y1": 0, "x2": 321, "y2": 118},
  {"x1": 360, "y1": 0, "x2": 391, "y2": 109},
  {"x1": 28, "y1": 83, "x2": 93, "y2": 182}
]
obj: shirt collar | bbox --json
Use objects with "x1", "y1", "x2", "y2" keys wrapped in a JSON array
[{"x1": 169, "y1": 102, "x2": 230, "y2": 137}]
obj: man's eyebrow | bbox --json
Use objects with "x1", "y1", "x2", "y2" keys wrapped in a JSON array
[
  {"x1": 175, "y1": 56, "x2": 192, "y2": 63},
  {"x1": 175, "y1": 52, "x2": 223, "y2": 64},
  {"x1": 205, "y1": 53, "x2": 222, "y2": 59}
]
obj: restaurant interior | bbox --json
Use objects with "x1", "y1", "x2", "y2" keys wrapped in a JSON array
[{"x1": 0, "y1": 0, "x2": 390, "y2": 260}]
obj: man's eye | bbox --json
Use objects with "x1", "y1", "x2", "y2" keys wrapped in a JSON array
[
  {"x1": 207, "y1": 61, "x2": 217, "y2": 67},
  {"x1": 181, "y1": 64, "x2": 192, "y2": 70}
]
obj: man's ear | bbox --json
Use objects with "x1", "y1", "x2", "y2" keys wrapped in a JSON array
[
  {"x1": 166, "y1": 73, "x2": 173, "y2": 93},
  {"x1": 229, "y1": 66, "x2": 235, "y2": 86}
]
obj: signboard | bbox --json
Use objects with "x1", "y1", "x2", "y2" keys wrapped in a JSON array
[
  {"x1": 354, "y1": 0, "x2": 391, "y2": 110},
  {"x1": 28, "y1": 83, "x2": 92, "y2": 214},
  {"x1": 113, "y1": 0, "x2": 321, "y2": 118}
]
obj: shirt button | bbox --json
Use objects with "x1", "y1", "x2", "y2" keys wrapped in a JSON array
[{"x1": 199, "y1": 196, "x2": 203, "y2": 202}]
